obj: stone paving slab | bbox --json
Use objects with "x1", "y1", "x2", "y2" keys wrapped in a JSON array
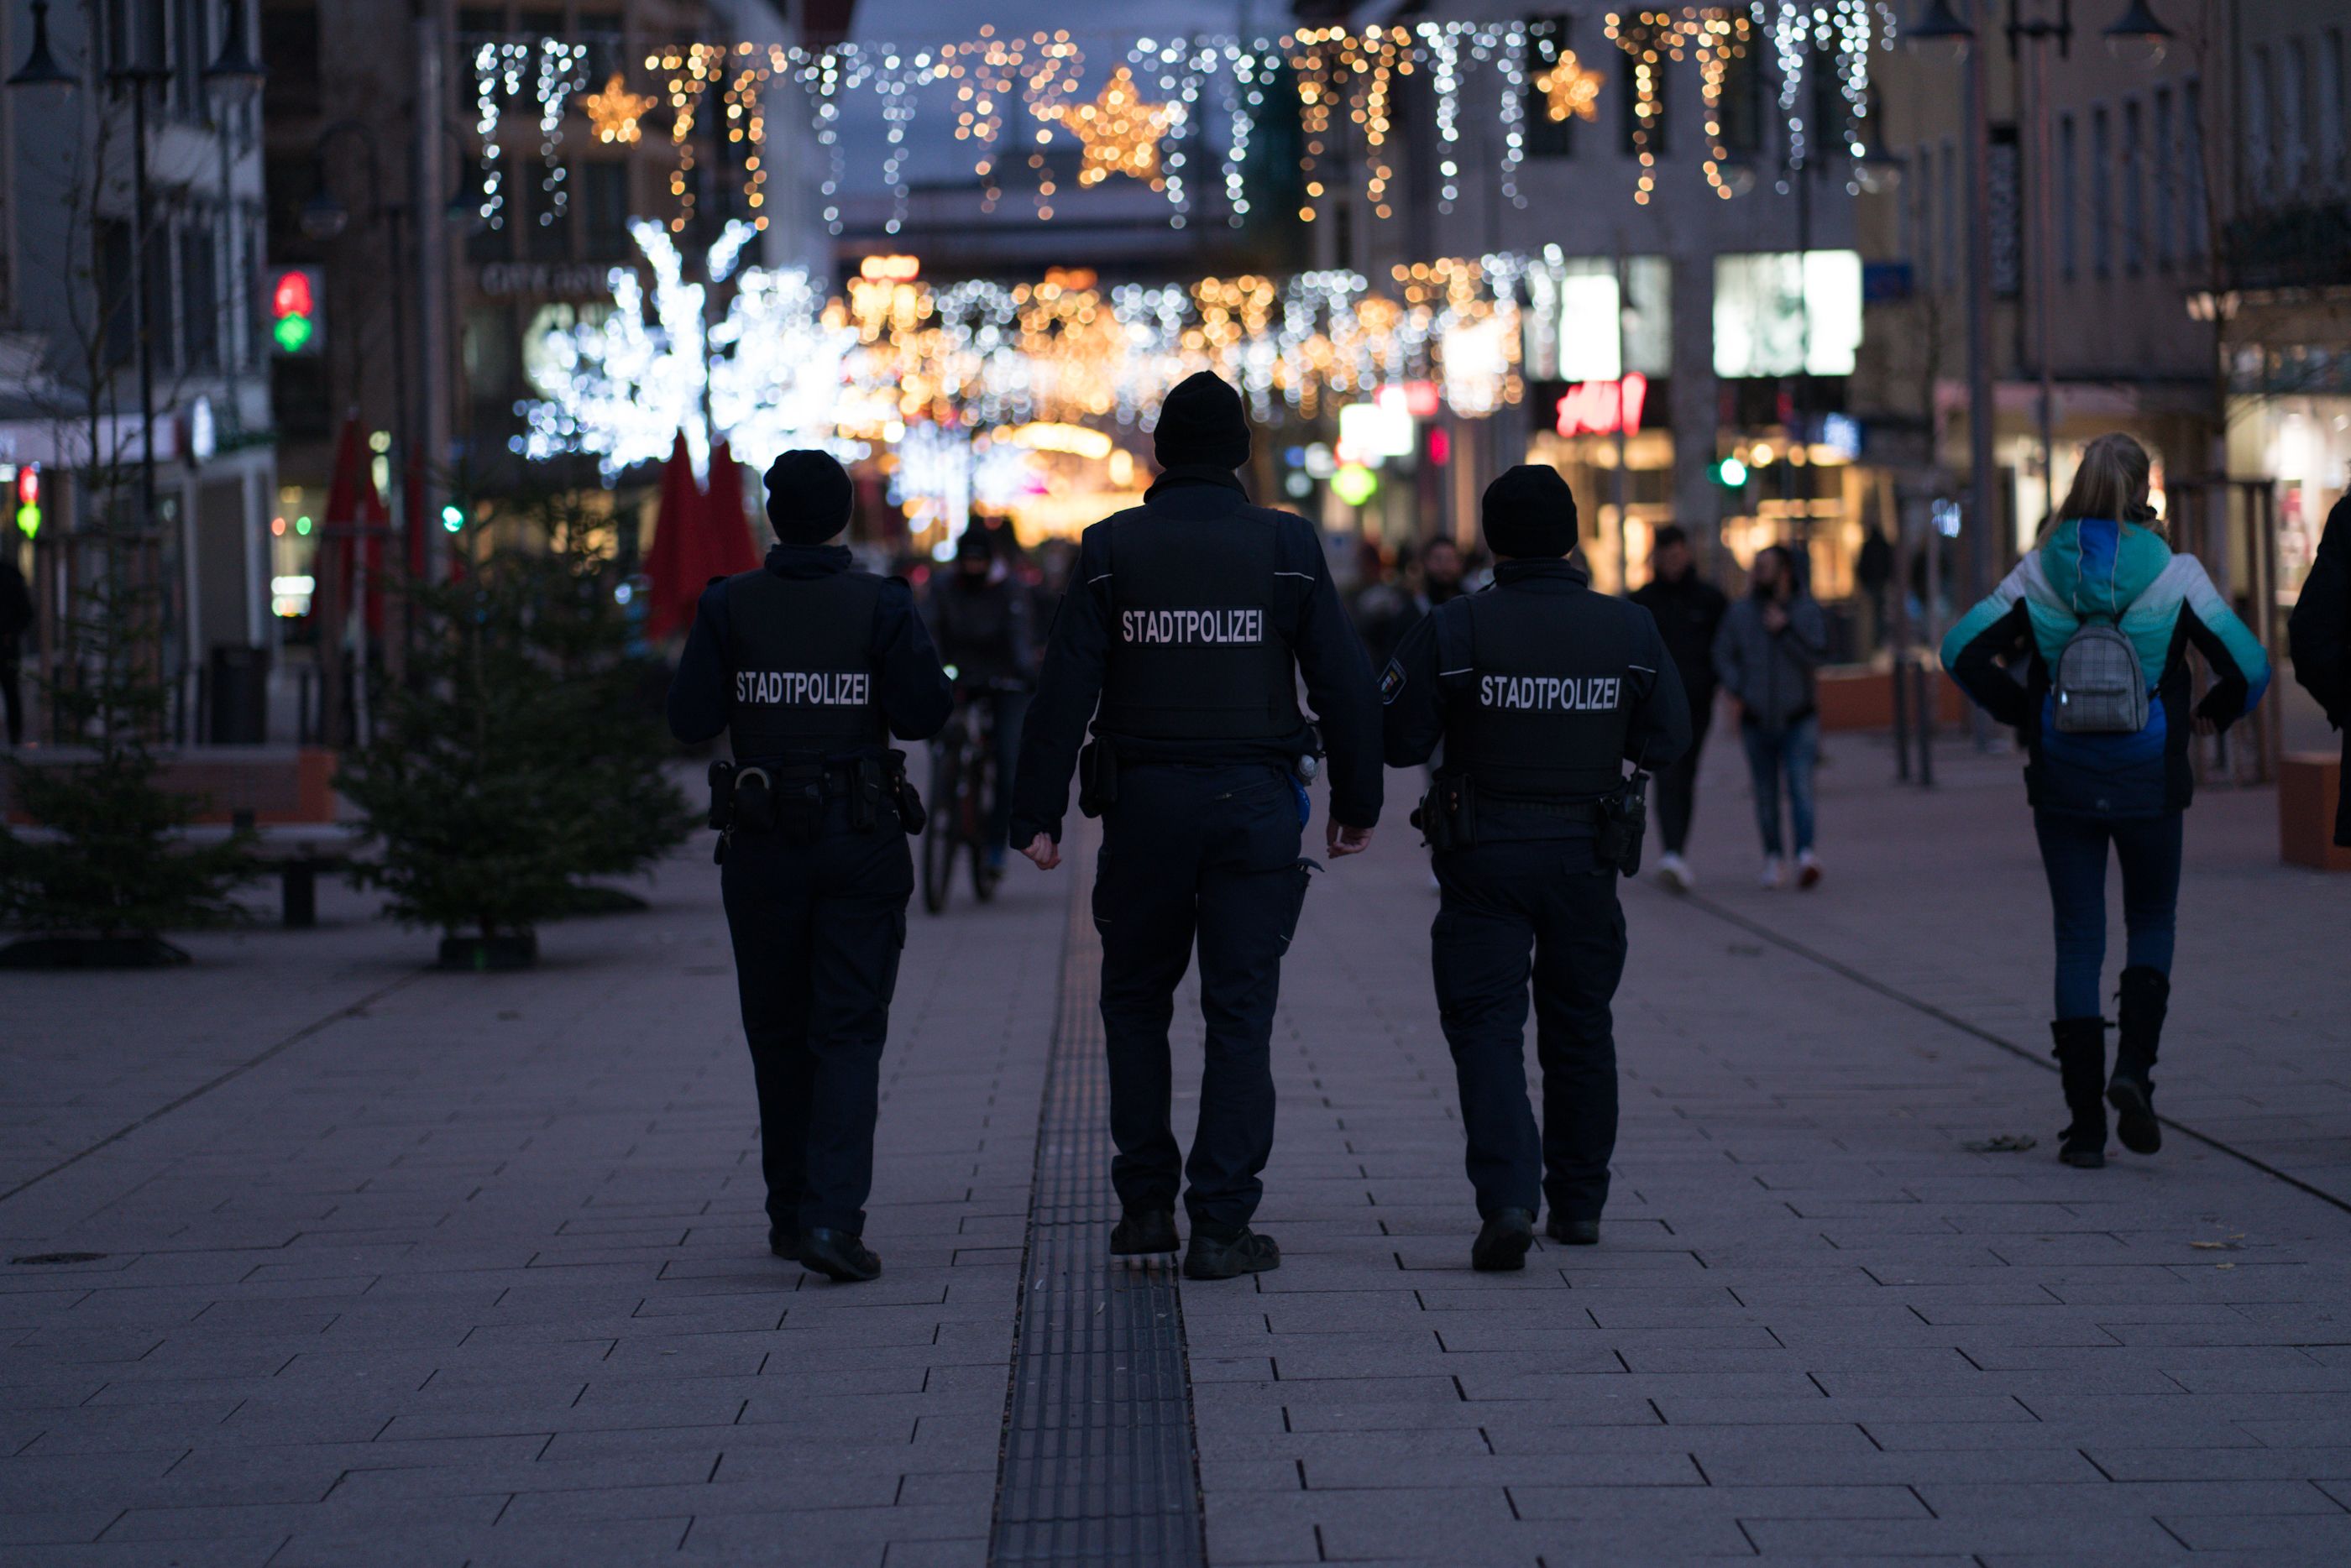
[
  {"x1": 3, "y1": 738, "x2": 2348, "y2": 1563},
  {"x1": 2, "y1": 819, "x2": 1060, "y2": 1566}
]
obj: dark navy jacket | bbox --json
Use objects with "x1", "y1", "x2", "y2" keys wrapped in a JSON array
[
  {"x1": 1008, "y1": 470, "x2": 1384, "y2": 846},
  {"x1": 666, "y1": 543, "x2": 953, "y2": 762}
]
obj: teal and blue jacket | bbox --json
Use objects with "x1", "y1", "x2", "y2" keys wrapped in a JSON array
[{"x1": 1940, "y1": 517, "x2": 2270, "y2": 818}]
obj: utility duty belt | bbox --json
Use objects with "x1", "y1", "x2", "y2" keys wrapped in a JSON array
[
  {"x1": 709, "y1": 753, "x2": 923, "y2": 849},
  {"x1": 1412, "y1": 769, "x2": 1650, "y2": 876},
  {"x1": 1077, "y1": 725, "x2": 1324, "y2": 818}
]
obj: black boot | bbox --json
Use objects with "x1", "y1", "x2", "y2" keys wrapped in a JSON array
[
  {"x1": 1470, "y1": 1210, "x2": 1536, "y2": 1273},
  {"x1": 798, "y1": 1228, "x2": 882, "y2": 1283},
  {"x1": 2050, "y1": 1017, "x2": 2108, "y2": 1169},
  {"x1": 1110, "y1": 1207, "x2": 1179, "y2": 1257},
  {"x1": 2108, "y1": 966, "x2": 2169, "y2": 1155}
]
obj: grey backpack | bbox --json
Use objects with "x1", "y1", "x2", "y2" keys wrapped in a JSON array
[{"x1": 2051, "y1": 620, "x2": 2148, "y2": 734}]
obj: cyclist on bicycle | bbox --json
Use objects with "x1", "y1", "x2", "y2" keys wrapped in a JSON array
[{"x1": 925, "y1": 522, "x2": 1036, "y2": 870}]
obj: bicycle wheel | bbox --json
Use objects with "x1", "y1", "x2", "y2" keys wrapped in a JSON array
[
  {"x1": 969, "y1": 756, "x2": 1000, "y2": 902},
  {"x1": 921, "y1": 750, "x2": 958, "y2": 914}
]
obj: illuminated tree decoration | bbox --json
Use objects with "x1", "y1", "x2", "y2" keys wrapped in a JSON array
[
  {"x1": 1039, "y1": 65, "x2": 1176, "y2": 188},
  {"x1": 582, "y1": 71, "x2": 655, "y2": 144},
  {"x1": 1535, "y1": 50, "x2": 1604, "y2": 123},
  {"x1": 516, "y1": 220, "x2": 855, "y2": 480}
]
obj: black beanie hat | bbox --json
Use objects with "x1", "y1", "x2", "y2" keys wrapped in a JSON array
[
  {"x1": 1481, "y1": 464, "x2": 1579, "y2": 558},
  {"x1": 764, "y1": 449, "x2": 854, "y2": 544},
  {"x1": 1152, "y1": 372, "x2": 1253, "y2": 471}
]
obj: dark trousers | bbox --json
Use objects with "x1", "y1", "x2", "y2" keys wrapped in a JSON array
[
  {"x1": 986, "y1": 689, "x2": 1029, "y2": 853},
  {"x1": 1738, "y1": 713, "x2": 1819, "y2": 857},
  {"x1": 1650, "y1": 696, "x2": 1714, "y2": 855},
  {"x1": 1093, "y1": 763, "x2": 1310, "y2": 1235},
  {"x1": 720, "y1": 808, "x2": 912, "y2": 1236},
  {"x1": 0, "y1": 658, "x2": 19, "y2": 747},
  {"x1": 2033, "y1": 809, "x2": 2182, "y2": 1021},
  {"x1": 1432, "y1": 839, "x2": 1628, "y2": 1220}
]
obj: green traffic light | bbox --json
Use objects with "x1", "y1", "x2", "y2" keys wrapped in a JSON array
[
  {"x1": 273, "y1": 313, "x2": 314, "y2": 353},
  {"x1": 1716, "y1": 456, "x2": 1749, "y2": 487}
]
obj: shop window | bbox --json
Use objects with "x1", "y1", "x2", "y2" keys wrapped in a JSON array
[
  {"x1": 2092, "y1": 107, "x2": 2112, "y2": 278},
  {"x1": 99, "y1": 221, "x2": 136, "y2": 368},
  {"x1": 581, "y1": 161, "x2": 631, "y2": 259},
  {"x1": 182, "y1": 218, "x2": 221, "y2": 373},
  {"x1": 2123, "y1": 99, "x2": 2144, "y2": 274},
  {"x1": 2059, "y1": 115, "x2": 2077, "y2": 280},
  {"x1": 463, "y1": 305, "x2": 519, "y2": 401},
  {"x1": 580, "y1": 10, "x2": 625, "y2": 86},
  {"x1": 1720, "y1": 49, "x2": 1765, "y2": 159},
  {"x1": 2153, "y1": 91, "x2": 2174, "y2": 272},
  {"x1": 1524, "y1": 15, "x2": 1575, "y2": 161},
  {"x1": 2183, "y1": 79, "x2": 2207, "y2": 259}
]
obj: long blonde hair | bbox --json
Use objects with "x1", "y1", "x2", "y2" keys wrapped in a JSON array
[{"x1": 2048, "y1": 433, "x2": 2159, "y2": 543}]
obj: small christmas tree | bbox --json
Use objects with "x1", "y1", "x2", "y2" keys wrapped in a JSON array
[
  {"x1": 0, "y1": 535, "x2": 258, "y2": 966},
  {"x1": 338, "y1": 497, "x2": 692, "y2": 967}
]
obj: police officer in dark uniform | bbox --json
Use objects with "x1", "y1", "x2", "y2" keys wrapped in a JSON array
[
  {"x1": 1009, "y1": 372, "x2": 1384, "y2": 1282},
  {"x1": 1380, "y1": 465, "x2": 1689, "y2": 1271},
  {"x1": 668, "y1": 450, "x2": 952, "y2": 1284}
]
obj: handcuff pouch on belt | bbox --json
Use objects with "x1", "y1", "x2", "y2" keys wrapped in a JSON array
[
  {"x1": 1411, "y1": 772, "x2": 1477, "y2": 852},
  {"x1": 888, "y1": 751, "x2": 924, "y2": 836},
  {"x1": 1593, "y1": 771, "x2": 1649, "y2": 878},
  {"x1": 1076, "y1": 736, "x2": 1119, "y2": 818},
  {"x1": 706, "y1": 760, "x2": 736, "y2": 830}
]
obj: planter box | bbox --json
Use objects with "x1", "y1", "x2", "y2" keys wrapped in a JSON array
[
  {"x1": 1815, "y1": 667, "x2": 1971, "y2": 733},
  {"x1": 5, "y1": 746, "x2": 341, "y2": 826},
  {"x1": 2280, "y1": 752, "x2": 2351, "y2": 871},
  {"x1": 0, "y1": 934, "x2": 192, "y2": 969}
]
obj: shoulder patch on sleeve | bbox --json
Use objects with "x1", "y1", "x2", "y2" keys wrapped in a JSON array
[{"x1": 1379, "y1": 658, "x2": 1406, "y2": 706}]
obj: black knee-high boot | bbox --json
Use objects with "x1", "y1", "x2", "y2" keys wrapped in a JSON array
[
  {"x1": 2050, "y1": 1017, "x2": 2108, "y2": 1168},
  {"x1": 2108, "y1": 966, "x2": 2168, "y2": 1155}
]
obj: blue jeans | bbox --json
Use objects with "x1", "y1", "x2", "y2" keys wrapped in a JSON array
[
  {"x1": 1738, "y1": 715, "x2": 1819, "y2": 858},
  {"x1": 2032, "y1": 810, "x2": 2182, "y2": 1021}
]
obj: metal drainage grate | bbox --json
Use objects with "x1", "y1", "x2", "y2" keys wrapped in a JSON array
[{"x1": 988, "y1": 839, "x2": 1205, "y2": 1566}]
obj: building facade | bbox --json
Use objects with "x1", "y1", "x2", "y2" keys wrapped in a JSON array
[
  {"x1": 2, "y1": 0, "x2": 277, "y2": 745},
  {"x1": 1327, "y1": 3, "x2": 1868, "y2": 601},
  {"x1": 1855, "y1": 0, "x2": 2348, "y2": 624}
]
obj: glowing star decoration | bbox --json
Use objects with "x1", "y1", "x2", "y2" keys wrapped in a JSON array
[
  {"x1": 583, "y1": 72, "x2": 655, "y2": 144},
  {"x1": 1535, "y1": 50, "x2": 1603, "y2": 123},
  {"x1": 1039, "y1": 66, "x2": 1176, "y2": 188}
]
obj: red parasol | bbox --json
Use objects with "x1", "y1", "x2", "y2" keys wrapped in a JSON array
[
  {"x1": 699, "y1": 439, "x2": 762, "y2": 581},
  {"x1": 641, "y1": 432, "x2": 702, "y2": 643}
]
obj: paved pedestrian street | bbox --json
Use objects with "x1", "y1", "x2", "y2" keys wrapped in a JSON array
[{"x1": 5, "y1": 741, "x2": 2349, "y2": 1565}]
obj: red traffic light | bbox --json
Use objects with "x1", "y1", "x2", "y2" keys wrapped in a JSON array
[{"x1": 271, "y1": 269, "x2": 314, "y2": 318}]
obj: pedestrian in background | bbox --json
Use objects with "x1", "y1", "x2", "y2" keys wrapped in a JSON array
[
  {"x1": 924, "y1": 523, "x2": 1036, "y2": 870},
  {"x1": 668, "y1": 450, "x2": 953, "y2": 1283},
  {"x1": 0, "y1": 551, "x2": 29, "y2": 749},
  {"x1": 1381, "y1": 465, "x2": 1689, "y2": 1268},
  {"x1": 1010, "y1": 371, "x2": 1383, "y2": 1282},
  {"x1": 2287, "y1": 494, "x2": 2349, "y2": 849},
  {"x1": 1942, "y1": 433, "x2": 2269, "y2": 1169},
  {"x1": 1712, "y1": 543, "x2": 1827, "y2": 888},
  {"x1": 1630, "y1": 525, "x2": 1727, "y2": 891}
]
